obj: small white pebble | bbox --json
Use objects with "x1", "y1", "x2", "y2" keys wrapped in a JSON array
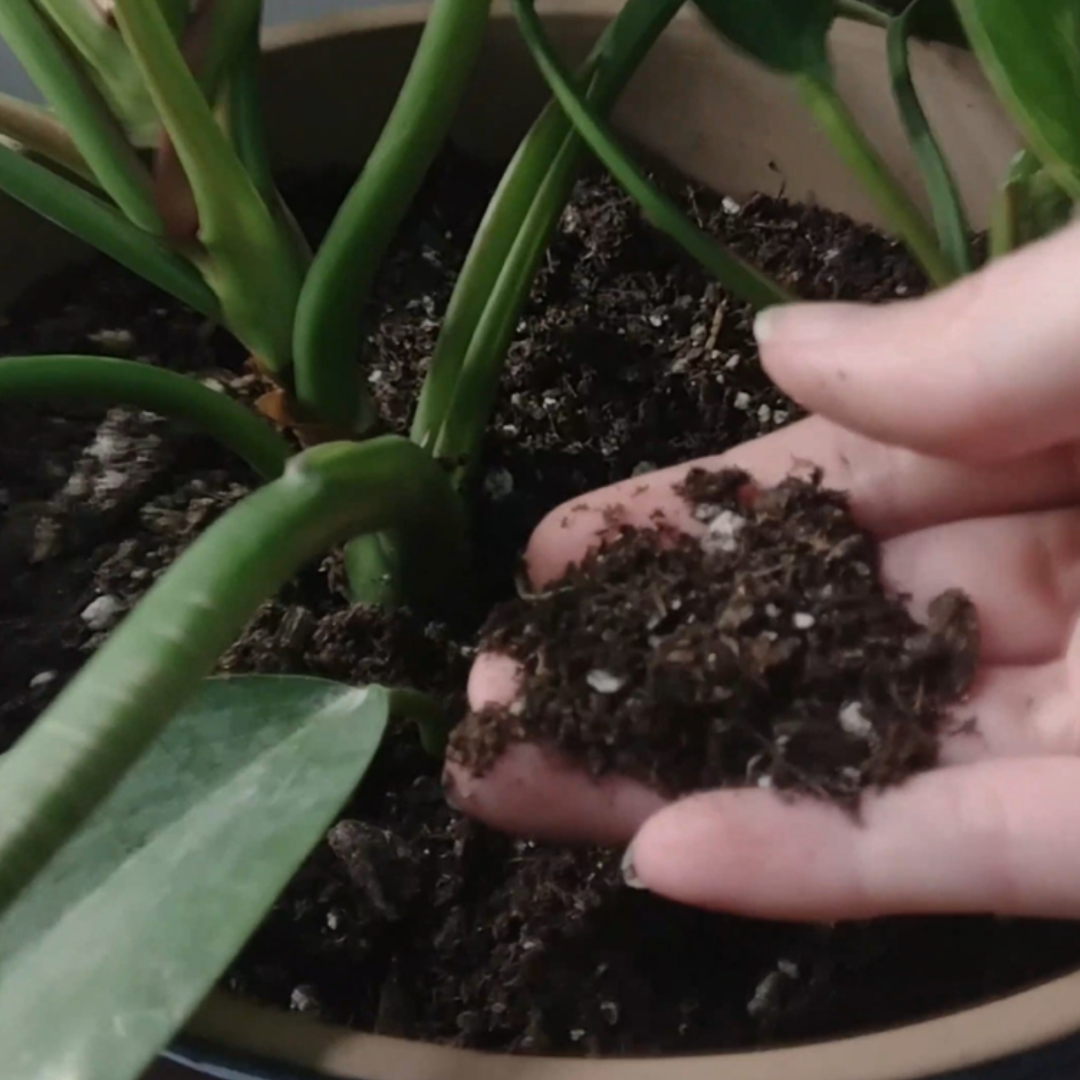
[
  {"x1": 757, "y1": 404, "x2": 772, "y2": 424},
  {"x1": 725, "y1": 354, "x2": 741, "y2": 370},
  {"x1": 733, "y1": 391, "x2": 751, "y2": 411},
  {"x1": 747, "y1": 972, "x2": 782, "y2": 1018},
  {"x1": 631, "y1": 461, "x2": 656, "y2": 478},
  {"x1": 692, "y1": 502, "x2": 723, "y2": 523},
  {"x1": 778, "y1": 959, "x2": 799, "y2": 979},
  {"x1": 587, "y1": 670, "x2": 626, "y2": 695},
  {"x1": 570, "y1": 1029, "x2": 586, "y2": 1043},
  {"x1": 793, "y1": 612, "x2": 816, "y2": 630},
  {"x1": 483, "y1": 467, "x2": 514, "y2": 501},
  {"x1": 369, "y1": 369, "x2": 384, "y2": 383},
  {"x1": 200, "y1": 377, "x2": 226, "y2": 393},
  {"x1": 290, "y1": 985, "x2": 320, "y2": 1014},
  {"x1": 88, "y1": 328, "x2": 134, "y2": 350},
  {"x1": 29, "y1": 671, "x2": 56, "y2": 689},
  {"x1": 839, "y1": 701, "x2": 874, "y2": 739},
  {"x1": 721, "y1": 196, "x2": 741, "y2": 215},
  {"x1": 81, "y1": 595, "x2": 122, "y2": 631},
  {"x1": 756, "y1": 774, "x2": 774, "y2": 789},
  {"x1": 701, "y1": 509, "x2": 745, "y2": 554},
  {"x1": 765, "y1": 603, "x2": 781, "y2": 619},
  {"x1": 648, "y1": 313, "x2": 665, "y2": 328},
  {"x1": 326, "y1": 910, "x2": 342, "y2": 931}
]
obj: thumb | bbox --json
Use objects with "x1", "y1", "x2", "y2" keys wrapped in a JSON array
[
  {"x1": 756, "y1": 220, "x2": 1080, "y2": 463},
  {"x1": 625, "y1": 758, "x2": 1080, "y2": 921}
]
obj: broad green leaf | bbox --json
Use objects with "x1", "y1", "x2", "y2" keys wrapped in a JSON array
[
  {"x1": 693, "y1": 0, "x2": 836, "y2": 77},
  {"x1": 990, "y1": 149, "x2": 1076, "y2": 259},
  {"x1": 0, "y1": 675, "x2": 389, "y2": 1080},
  {"x1": 952, "y1": 0, "x2": 1080, "y2": 201},
  {"x1": 888, "y1": 0, "x2": 972, "y2": 274}
]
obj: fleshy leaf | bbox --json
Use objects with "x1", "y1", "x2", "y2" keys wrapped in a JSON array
[
  {"x1": 0, "y1": 675, "x2": 389, "y2": 1080},
  {"x1": 693, "y1": 0, "x2": 836, "y2": 77},
  {"x1": 953, "y1": 0, "x2": 1080, "y2": 201}
]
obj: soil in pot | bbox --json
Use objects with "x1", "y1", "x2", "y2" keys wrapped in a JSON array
[{"x1": 3, "y1": 150, "x2": 1080, "y2": 1057}]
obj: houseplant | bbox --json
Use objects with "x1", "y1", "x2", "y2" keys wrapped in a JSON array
[{"x1": 2, "y1": 2, "x2": 1080, "y2": 1080}]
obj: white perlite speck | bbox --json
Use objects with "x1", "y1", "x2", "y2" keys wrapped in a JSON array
[
  {"x1": 839, "y1": 701, "x2": 874, "y2": 739},
  {"x1": 701, "y1": 509, "x2": 745, "y2": 554},
  {"x1": 733, "y1": 391, "x2": 751, "y2": 411},
  {"x1": 81, "y1": 595, "x2": 122, "y2": 631},
  {"x1": 587, "y1": 669, "x2": 626, "y2": 695},
  {"x1": 29, "y1": 671, "x2": 56, "y2": 689},
  {"x1": 792, "y1": 612, "x2": 815, "y2": 630},
  {"x1": 721, "y1": 196, "x2": 741, "y2": 215}
]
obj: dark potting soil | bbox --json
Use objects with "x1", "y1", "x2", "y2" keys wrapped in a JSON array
[
  {"x1": 2, "y1": 151, "x2": 1080, "y2": 1056},
  {"x1": 454, "y1": 469, "x2": 978, "y2": 810}
]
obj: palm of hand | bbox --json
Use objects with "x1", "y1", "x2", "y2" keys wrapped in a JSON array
[{"x1": 449, "y1": 221, "x2": 1080, "y2": 922}]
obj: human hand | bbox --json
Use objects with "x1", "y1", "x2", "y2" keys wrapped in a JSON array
[{"x1": 446, "y1": 218, "x2": 1080, "y2": 923}]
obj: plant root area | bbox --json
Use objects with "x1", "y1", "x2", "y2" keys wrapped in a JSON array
[{"x1": 2, "y1": 153, "x2": 1078, "y2": 1055}]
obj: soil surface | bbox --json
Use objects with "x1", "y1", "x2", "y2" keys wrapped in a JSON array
[
  {"x1": 3, "y1": 152, "x2": 1080, "y2": 1056},
  {"x1": 454, "y1": 469, "x2": 978, "y2": 810}
]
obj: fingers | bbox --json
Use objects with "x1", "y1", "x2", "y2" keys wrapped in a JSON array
[
  {"x1": 626, "y1": 757, "x2": 1080, "y2": 920},
  {"x1": 756, "y1": 219, "x2": 1080, "y2": 462},
  {"x1": 525, "y1": 418, "x2": 1080, "y2": 588},
  {"x1": 881, "y1": 507, "x2": 1080, "y2": 666}
]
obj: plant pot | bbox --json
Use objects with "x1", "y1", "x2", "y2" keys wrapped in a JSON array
[{"x1": 6, "y1": 4, "x2": 1080, "y2": 1080}]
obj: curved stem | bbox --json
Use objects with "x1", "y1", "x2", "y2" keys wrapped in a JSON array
[
  {"x1": 797, "y1": 72, "x2": 955, "y2": 286},
  {"x1": 0, "y1": 91, "x2": 92, "y2": 181},
  {"x1": 0, "y1": 355, "x2": 290, "y2": 480},
  {"x1": 835, "y1": 0, "x2": 890, "y2": 29},
  {"x1": 388, "y1": 687, "x2": 449, "y2": 757},
  {"x1": 292, "y1": 0, "x2": 493, "y2": 430},
  {"x1": 0, "y1": 436, "x2": 466, "y2": 916}
]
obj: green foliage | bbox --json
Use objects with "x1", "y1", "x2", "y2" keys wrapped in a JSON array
[
  {"x1": 953, "y1": 0, "x2": 1080, "y2": 202},
  {"x1": 0, "y1": 676, "x2": 388, "y2": 1080},
  {"x1": 693, "y1": 0, "x2": 836, "y2": 78},
  {"x1": 990, "y1": 149, "x2": 1076, "y2": 259}
]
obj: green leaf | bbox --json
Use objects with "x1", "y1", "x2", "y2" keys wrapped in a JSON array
[
  {"x1": 990, "y1": 149, "x2": 1075, "y2": 259},
  {"x1": 0, "y1": 675, "x2": 388, "y2": 1080},
  {"x1": 952, "y1": 0, "x2": 1080, "y2": 201},
  {"x1": 511, "y1": 0, "x2": 791, "y2": 313},
  {"x1": 888, "y1": 0, "x2": 972, "y2": 274},
  {"x1": 693, "y1": 0, "x2": 836, "y2": 77}
]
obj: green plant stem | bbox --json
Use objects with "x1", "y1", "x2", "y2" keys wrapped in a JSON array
[
  {"x1": 411, "y1": 0, "x2": 683, "y2": 452},
  {"x1": 0, "y1": 355, "x2": 290, "y2": 480},
  {"x1": 988, "y1": 178, "x2": 1018, "y2": 260},
  {"x1": 887, "y1": 4, "x2": 972, "y2": 274},
  {"x1": 0, "y1": 91, "x2": 92, "y2": 181},
  {"x1": 0, "y1": 0, "x2": 161, "y2": 231},
  {"x1": 797, "y1": 72, "x2": 955, "y2": 286},
  {"x1": 0, "y1": 141, "x2": 220, "y2": 320},
  {"x1": 112, "y1": 0, "x2": 303, "y2": 371},
  {"x1": 511, "y1": 0, "x2": 791, "y2": 308},
  {"x1": 388, "y1": 687, "x2": 450, "y2": 757},
  {"x1": 292, "y1": 0, "x2": 493, "y2": 431},
  {"x1": 835, "y1": 0, "x2": 890, "y2": 29},
  {"x1": 0, "y1": 436, "x2": 466, "y2": 917}
]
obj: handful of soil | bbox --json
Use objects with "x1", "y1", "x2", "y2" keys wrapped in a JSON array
[{"x1": 452, "y1": 469, "x2": 979, "y2": 810}]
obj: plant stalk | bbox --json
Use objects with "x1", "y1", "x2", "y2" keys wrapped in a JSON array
[
  {"x1": 292, "y1": 0, "x2": 494, "y2": 431},
  {"x1": 0, "y1": 436, "x2": 466, "y2": 916},
  {"x1": 0, "y1": 355, "x2": 290, "y2": 480},
  {"x1": 797, "y1": 72, "x2": 956, "y2": 286}
]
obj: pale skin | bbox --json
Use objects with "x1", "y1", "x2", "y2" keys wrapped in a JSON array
[{"x1": 446, "y1": 217, "x2": 1080, "y2": 923}]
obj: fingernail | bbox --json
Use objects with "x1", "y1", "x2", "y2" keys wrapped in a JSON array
[
  {"x1": 621, "y1": 843, "x2": 646, "y2": 890},
  {"x1": 753, "y1": 306, "x2": 783, "y2": 346}
]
